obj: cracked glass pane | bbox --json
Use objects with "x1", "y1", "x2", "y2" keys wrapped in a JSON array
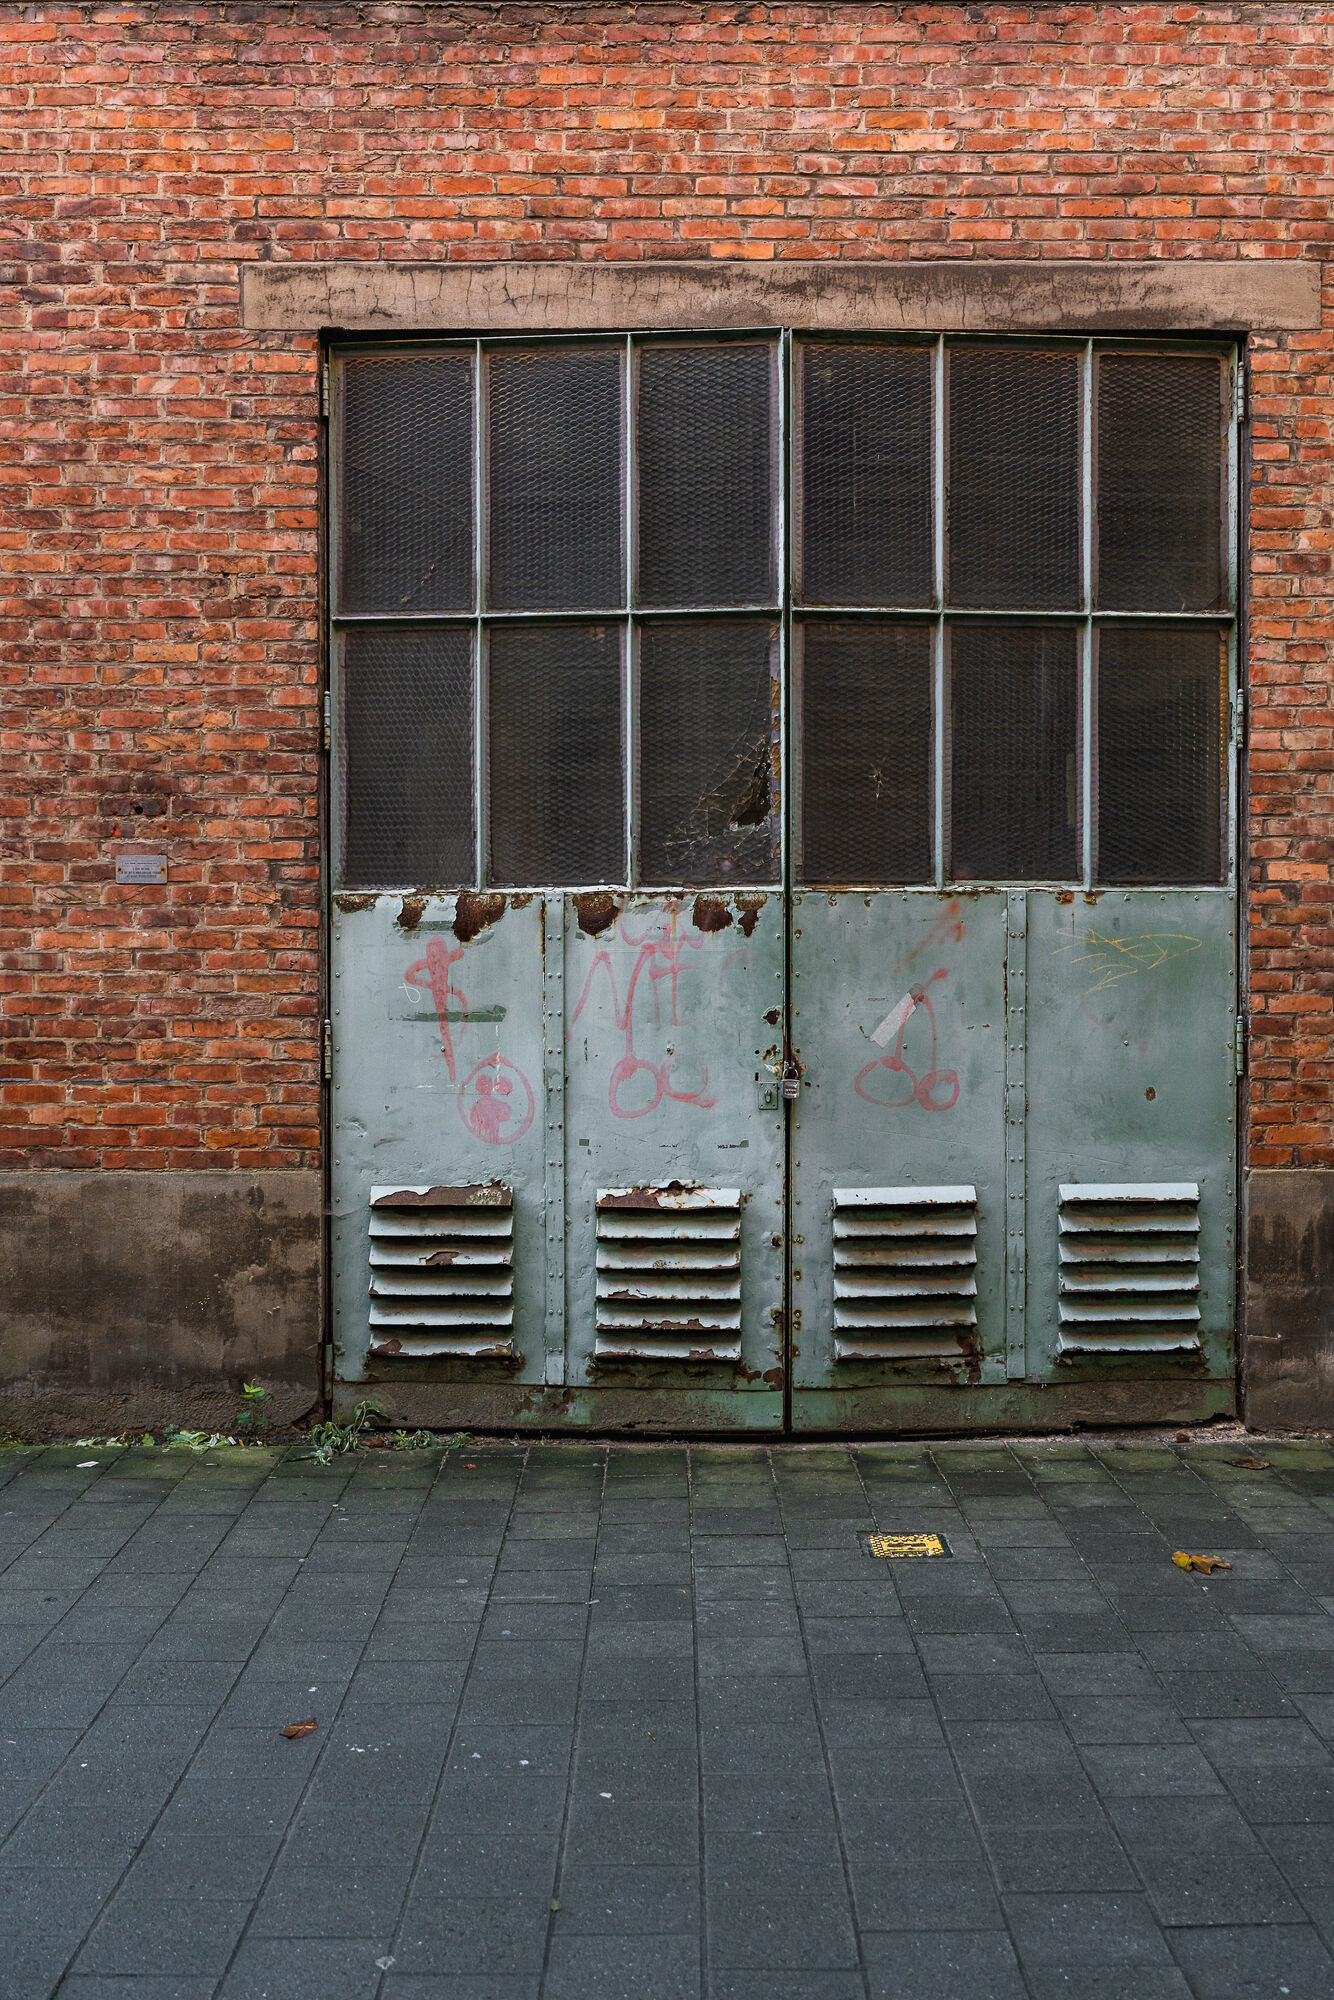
[{"x1": 638, "y1": 619, "x2": 779, "y2": 886}]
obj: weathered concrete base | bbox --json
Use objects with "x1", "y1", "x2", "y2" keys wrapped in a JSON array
[
  {"x1": 339, "y1": 1377, "x2": 1235, "y2": 1436},
  {"x1": 0, "y1": 1172, "x2": 322, "y2": 1438},
  {"x1": 1245, "y1": 1169, "x2": 1334, "y2": 1430}
]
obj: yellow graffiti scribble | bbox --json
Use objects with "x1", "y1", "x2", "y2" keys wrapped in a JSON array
[{"x1": 1057, "y1": 931, "x2": 1203, "y2": 992}]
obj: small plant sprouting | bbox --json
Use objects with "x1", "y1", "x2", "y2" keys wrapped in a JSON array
[
  {"x1": 390, "y1": 1428, "x2": 435, "y2": 1451},
  {"x1": 235, "y1": 1381, "x2": 273, "y2": 1435},
  {"x1": 306, "y1": 1399, "x2": 382, "y2": 1466}
]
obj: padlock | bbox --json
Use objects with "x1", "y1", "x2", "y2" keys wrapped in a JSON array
[{"x1": 781, "y1": 1060, "x2": 802, "y2": 1101}]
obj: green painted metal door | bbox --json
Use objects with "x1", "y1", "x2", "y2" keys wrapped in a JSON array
[
  {"x1": 786, "y1": 339, "x2": 1240, "y2": 1431},
  {"x1": 328, "y1": 331, "x2": 1240, "y2": 1433}
]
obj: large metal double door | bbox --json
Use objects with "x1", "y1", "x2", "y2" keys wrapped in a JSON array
[{"x1": 329, "y1": 330, "x2": 1240, "y2": 1432}]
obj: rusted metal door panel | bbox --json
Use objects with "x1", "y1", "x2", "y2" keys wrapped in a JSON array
[
  {"x1": 788, "y1": 891, "x2": 1010, "y2": 1419},
  {"x1": 1022, "y1": 889, "x2": 1236, "y2": 1383},
  {"x1": 331, "y1": 893, "x2": 550, "y2": 1396},
  {"x1": 330, "y1": 889, "x2": 784, "y2": 1429},
  {"x1": 561, "y1": 892, "x2": 785, "y2": 1423}
]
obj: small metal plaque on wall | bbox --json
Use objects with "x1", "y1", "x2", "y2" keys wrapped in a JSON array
[{"x1": 114, "y1": 854, "x2": 168, "y2": 885}]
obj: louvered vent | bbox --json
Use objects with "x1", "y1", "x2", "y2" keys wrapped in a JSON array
[
  {"x1": 595, "y1": 1186, "x2": 741, "y2": 1363},
  {"x1": 832, "y1": 1187, "x2": 978, "y2": 1361},
  {"x1": 368, "y1": 1184, "x2": 514, "y2": 1359},
  {"x1": 1058, "y1": 1183, "x2": 1201, "y2": 1353}
]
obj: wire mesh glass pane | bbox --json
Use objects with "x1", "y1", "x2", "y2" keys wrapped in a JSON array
[
  {"x1": 340, "y1": 626, "x2": 473, "y2": 888},
  {"x1": 637, "y1": 343, "x2": 775, "y2": 608},
  {"x1": 487, "y1": 345, "x2": 624, "y2": 611},
  {"x1": 488, "y1": 624, "x2": 623, "y2": 887},
  {"x1": 948, "y1": 346, "x2": 1080, "y2": 609},
  {"x1": 338, "y1": 352, "x2": 474, "y2": 615},
  {"x1": 638, "y1": 620, "x2": 778, "y2": 885},
  {"x1": 799, "y1": 621, "x2": 932, "y2": 883},
  {"x1": 1097, "y1": 353, "x2": 1224, "y2": 612},
  {"x1": 1097, "y1": 625, "x2": 1225, "y2": 884},
  {"x1": 798, "y1": 343, "x2": 933, "y2": 607},
  {"x1": 950, "y1": 624, "x2": 1078, "y2": 881}
]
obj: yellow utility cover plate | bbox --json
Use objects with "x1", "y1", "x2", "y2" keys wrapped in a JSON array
[{"x1": 862, "y1": 1532, "x2": 951, "y2": 1559}]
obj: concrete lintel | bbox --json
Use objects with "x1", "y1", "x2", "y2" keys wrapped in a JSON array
[{"x1": 243, "y1": 257, "x2": 1322, "y2": 337}]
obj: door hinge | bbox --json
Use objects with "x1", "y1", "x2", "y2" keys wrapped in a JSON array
[
  {"x1": 322, "y1": 1018, "x2": 333, "y2": 1081},
  {"x1": 1236, "y1": 360, "x2": 1248, "y2": 426},
  {"x1": 1234, "y1": 1016, "x2": 1246, "y2": 1077},
  {"x1": 320, "y1": 356, "x2": 330, "y2": 419},
  {"x1": 322, "y1": 688, "x2": 332, "y2": 752}
]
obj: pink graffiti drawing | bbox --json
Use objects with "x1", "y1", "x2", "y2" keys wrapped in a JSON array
[
  {"x1": 855, "y1": 967, "x2": 960, "y2": 1113},
  {"x1": 459, "y1": 1054, "x2": 535, "y2": 1145},
  {"x1": 568, "y1": 902, "x2": 718, "y2": 1120},
  {"x1": 404, "y1": 936, "x2": 468, "y2": 1080}
]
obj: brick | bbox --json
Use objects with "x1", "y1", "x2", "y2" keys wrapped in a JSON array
[{"x1": 1, "y1": 0, "x2": 1331, "y2": 1168}]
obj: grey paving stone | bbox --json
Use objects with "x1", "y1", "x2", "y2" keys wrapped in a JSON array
[
  {"x1": 218, "y1": 1935, "x2": 395, "y2": 1999},
  {"x1": 553, "y1": 1861, "x2": 699, "y2": 1933},
  {"x1": 930, "y1": 1671, "x2": 1060, "y2": 1720},
  {"x1": 382, "y1": 1980, "x2": 539, "y2": 1999},
  {"x1": 862, "y1": 1927, "x2": 1028, "y2": 2000},
  {"x1": 981, "y1": 1819, "x2": 1141, "y2": 1894},
  {"x1": 1260, "y1": 1820, "x2": 1334, "y2": 1890},
  {"x1": 118, "y1": 1834, "x2": 281, "y2": 1902},
  {"x1": 393, "y1": 1893, "x2": 551, "y2": 1974},
  {"x1": 69, "y1": 1894, "x2": 252, "y2": 1976},
  {"x1": 56, "y1": 1981, "x2": 218, "y2": 1999},
  {"x1": 710, "y1": 1975, "x2": 864, "y2": 2000},
  {"x1": 1107, "y1": 1795, "x2": 1307, "y2": 1926},
  {"x1": 1079, "y1": 1741, "x2": 1227, "y2": 1796},
  {"x1": 249, "y1": 1859, "x2": 410, "y2": 1936},
  {"x1": 7, "y1": 1439, "x2": 1334, "y2": 1997},
  {"x1": 544, "y1": 1934, "x2": 699, "y2": 2000},
  {"x1": 1166, "y1": 1922, "x2": 1334, "y2": 1999},
  {"x1": 1004, "y1": 1888, "x2": 1177, "y2": 1970}
]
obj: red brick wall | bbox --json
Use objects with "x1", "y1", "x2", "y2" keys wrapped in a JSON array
[{"x1": 3, "y1": 1, "x2": 1330, "y2": 1172}]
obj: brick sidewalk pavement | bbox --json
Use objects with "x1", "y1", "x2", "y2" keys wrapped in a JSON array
[{"x1": 3, "y1": 1436, "x2": 1334, "y2": 1999}]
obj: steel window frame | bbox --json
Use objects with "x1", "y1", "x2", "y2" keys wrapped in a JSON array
[{"x1": 329, "y1": 328, "x2": 1238, "y2": 897}]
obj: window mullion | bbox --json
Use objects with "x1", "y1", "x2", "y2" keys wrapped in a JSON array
[
  {"x1": 624, "y1": 332, "x2": 637, "y2": 889},
  {"x1": 473, "y1": 337, "x2": 487, "y2": 889},
  {"x1": 1081, "y1": 337, "x2": 1095, "y2": 889},
  {"x1": 933, "y1": 333, "x2": 947, "y2": 890}
]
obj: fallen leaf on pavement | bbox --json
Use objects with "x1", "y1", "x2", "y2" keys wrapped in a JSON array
[
  {"x1": 1172, "y1": 1551, "x2": 1232, "y2": 1574},
  {"x1": 1230, "y1": 1456, "x2": 1270, "y2": 1470},
  {"x1": 282, "y1": 1719, "x2": 318, "y2": 1738}
]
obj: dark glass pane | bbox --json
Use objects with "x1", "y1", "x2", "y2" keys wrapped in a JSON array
[
  {"x1": 799, "y1": 343, "x2": 933, "y2": 607},
  {"x1": 637, "y1": 343, "x2": 775, "y2": 607},
  {"x1": 949, "y1": 623, "x2": 1078, "y2": 881},
  {"x1": 341, "y1": 626, "x2": 473, "y2": 888},
  {"x1": 1097, "y1": 625, "x2": 1225, "y2": 884},
  {"x1": 1097, "y1": 353, "x2": 1224, "y2": 612},
  {"x1": 639, "y1": 620, "x2": 778, "y2": 886},
  {"x1": 338, "y1": 352, "x2": 474, "y2": 614},
  {"x1": 488, "y1": 345, "x2": 624, "y2": 611},
  {"x1": 948, "y1": 346, "x2": 1080, "y2": 609},
  {"x1": 799, "y1": 621, "x2": 932, "y2": 884},
  {"x1": 488, "y1": 624, "x2": 623, "y2": 887}
]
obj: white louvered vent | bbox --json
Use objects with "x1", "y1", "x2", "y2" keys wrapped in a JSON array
[
  {"x1": 832, "y1": 1187, "x2": 978, "y2": 1361},
  {"x1": 1058, "y1": 1183, "x2": 1201, "y2": 1354},
  {"x1": 368, "y1": 1184, "x2": 514, "y2": 1359},
  {"x1": 595, "y1": 1186, "x2": 742, "y2": 1363}
]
